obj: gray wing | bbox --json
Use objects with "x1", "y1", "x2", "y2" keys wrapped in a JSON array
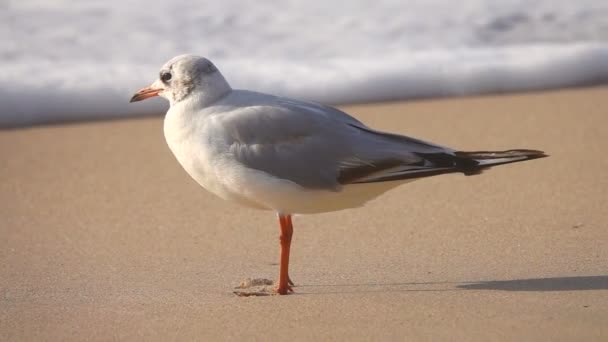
[{"x1": 215, "y1": 93, "x2": 462, "y2": 190}]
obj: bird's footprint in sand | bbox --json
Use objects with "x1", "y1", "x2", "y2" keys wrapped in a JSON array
[{"x1": 233, "y1": 278, "x2": 275, "y2": 297}]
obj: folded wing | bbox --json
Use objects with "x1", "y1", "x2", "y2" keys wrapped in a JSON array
[{"x1": 216, "y1": 93, "x2": 545, "y2": 190}]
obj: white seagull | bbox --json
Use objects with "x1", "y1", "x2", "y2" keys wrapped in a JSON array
[{"x1": 130, "y1": 55, "x2": 546, "y2": 295}]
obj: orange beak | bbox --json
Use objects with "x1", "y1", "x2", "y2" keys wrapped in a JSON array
[{"x1": 130, "y1": 86, "x2": 162, "y2": 103}]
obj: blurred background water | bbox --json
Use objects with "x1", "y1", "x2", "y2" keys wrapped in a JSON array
[{"x1": 2, "y1": 0, "x2": 608, "y2": 127}]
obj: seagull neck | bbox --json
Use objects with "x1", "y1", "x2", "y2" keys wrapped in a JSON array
[
  {"x1": 167, "y1": 80, "x2": 232, "y2": 124},
  {"x1": 188, "y1": 74, "x2": 232, "y2": 107}
]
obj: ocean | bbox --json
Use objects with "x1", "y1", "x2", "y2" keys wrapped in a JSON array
[{"x1": 2, "y1": 0, "x2": 608, "y2": 127}]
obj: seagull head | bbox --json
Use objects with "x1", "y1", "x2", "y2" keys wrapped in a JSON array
[{"x1": 130, "y1": 54, "x2": 231, "y2": 105}]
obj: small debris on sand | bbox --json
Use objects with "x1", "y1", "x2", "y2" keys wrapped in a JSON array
[
  {"x1": 233, "y1": 278, "x2": 275, "y2": 297},
  {"x1": 235, "y1": 278, "x2": 274, "y2": 288}
]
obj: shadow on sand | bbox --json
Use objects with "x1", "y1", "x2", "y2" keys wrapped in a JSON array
[
  {"x1": 457, "y1": 275, "x2": 608, "y2": 291},
  {"x1": 294, "y1": 276, "x2": 608, "y2": 295}
]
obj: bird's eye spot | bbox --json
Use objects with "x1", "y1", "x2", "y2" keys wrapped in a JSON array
[{"x1": 160, "y1": 72, "x2": 172, "y2": 82}]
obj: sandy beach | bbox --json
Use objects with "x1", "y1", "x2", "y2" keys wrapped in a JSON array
[{"x1": 1, "y1": 87, "x2": 607, "y2": 340}]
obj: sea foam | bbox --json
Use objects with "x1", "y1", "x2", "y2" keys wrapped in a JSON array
[{"x1": 2, "y1": 0, "x2": 608, "y2": 127}]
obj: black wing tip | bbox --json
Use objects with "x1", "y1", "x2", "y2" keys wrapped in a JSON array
[
  {"x1": 504, "y1": 149, "x2": 549, "y2": 159},
  {"x1": 455, "y1": 148, "x2": 548, "y2": 176},
  {"x1": 345, "y1": 149, "x2": 548, "y2": 185},
  {"x1": 520, "y1": 149, "x2": 549, "y2": 159},
  {"x1": 455, "y1": 149, "x2": 548, "y2": 160}
]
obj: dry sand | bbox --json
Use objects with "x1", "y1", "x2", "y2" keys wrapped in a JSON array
[{"x1": 1, "y1": 87, "x2": 607, "y2": 341}]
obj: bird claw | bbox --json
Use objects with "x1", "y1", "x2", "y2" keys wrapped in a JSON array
[{"x1": 274, "y1": 283, "x2": 294, "y2": 295}]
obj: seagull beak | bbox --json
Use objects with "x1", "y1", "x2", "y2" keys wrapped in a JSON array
[{"x1": 130, "y1": 85, "x2": 163, "y2": 103}]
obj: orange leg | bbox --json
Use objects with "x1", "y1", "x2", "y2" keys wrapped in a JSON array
[
  {"x1": 286, "y1": 215, "x2": 295, "y2": 286},
  {"x1": 275, "y1": 214, "x2": 294, "y2": 295}
]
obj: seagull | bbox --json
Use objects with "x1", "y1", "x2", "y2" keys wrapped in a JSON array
[{"x1": 130, "y1": 54, "x2": 546, "y2": 295}]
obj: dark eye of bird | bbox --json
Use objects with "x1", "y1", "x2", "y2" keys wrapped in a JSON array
[{"x1": 161, "y1": 72, "x2": 172, "y2": 82}]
